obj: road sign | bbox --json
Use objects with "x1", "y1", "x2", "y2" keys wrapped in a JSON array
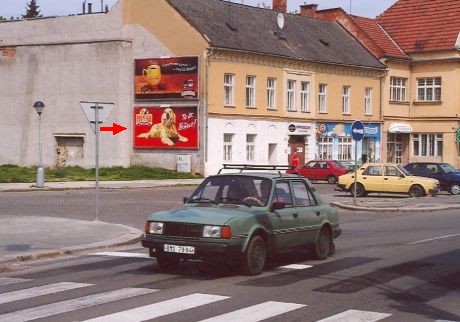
[
  {"x1": 80, "y1": 101, "x2": 114, "y2": 134},
  {"x1": 351, "y1": 120, "x2": 364, "y2": 141}
]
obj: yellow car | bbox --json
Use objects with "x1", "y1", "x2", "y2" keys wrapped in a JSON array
[{"x1": 337, "y1": 163, "x2": 440, "y2": 197}]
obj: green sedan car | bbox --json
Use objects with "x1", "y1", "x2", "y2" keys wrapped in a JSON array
[{"x1": 142, "y1": 165, "x2": 341, "y2": 275}]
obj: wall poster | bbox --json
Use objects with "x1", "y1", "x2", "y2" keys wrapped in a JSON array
[
  {"x1": 134, "y1": 106, "x2": 198, "y2": 149},
  {"x1": 134, "y1": 56, "x2": 199, "y2": 100}
]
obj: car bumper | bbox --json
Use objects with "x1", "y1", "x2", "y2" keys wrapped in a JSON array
[
  {"x1": 428, "y1": 188, "x2": 440, "y2": 195},
  {"x1": 141, "y1": 236, "x2": 244, "y2": 260}
]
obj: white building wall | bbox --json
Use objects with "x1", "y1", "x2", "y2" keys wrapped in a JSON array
[{"x1": 205, "y1": 117, "x2": 314, "y2": 176}]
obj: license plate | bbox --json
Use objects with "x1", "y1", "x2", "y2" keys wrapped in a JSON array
[{"x1": 164, "y1": 244, "x2": 195, "y2": 254}]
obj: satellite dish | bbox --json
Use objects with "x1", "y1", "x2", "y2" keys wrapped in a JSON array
[{"x1": 277, "y1": 12, "x2": 285, "y2": 30}]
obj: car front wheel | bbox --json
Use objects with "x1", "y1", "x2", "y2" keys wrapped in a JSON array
[
  {"x1": 409, "y1": 184, "x2": 425, "y2": 197},
  {"x1": 327, "y1": 175, "x2": 338, "y2": 184},
  {"x1": 350, "y1": 183, "x2": 366, "y2": 197},
  {"x1": 312, "y1": 227, "x2": 332, "y2": 260},
  {"x1": 242, "y1": 235, "x2": 266, "y2": 275},
  {"x1": 449, "y1": 183, "x2": 460, "y2": 195}
]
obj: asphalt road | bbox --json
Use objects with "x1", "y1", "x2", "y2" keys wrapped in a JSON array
[{"x1": 0, "y1": 184, "x2": 459, "y2": 321}]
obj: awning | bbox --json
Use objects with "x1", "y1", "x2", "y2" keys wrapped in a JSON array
[{"x1": 388, "y1": 122, "x2": 413, "y2": 133}]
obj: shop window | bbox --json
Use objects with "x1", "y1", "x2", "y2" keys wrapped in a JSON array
[
  {"x1": 223, "y1": 133, "x2": 234, "y2": 161},
  {"x1": 246, "y1": 134, "x2": 256, "y2": 161},
  {"x1": 318, "y1": 137, "x2": 333, "y2": 159},
  {"x1": 338, "y1": 137, "x2": 352, "y2": 161},
  {"x1": 413, "y1": 133, "x2": 442, "y2": 157}
]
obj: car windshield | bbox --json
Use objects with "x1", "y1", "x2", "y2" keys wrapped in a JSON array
[
  {"x1": 333, "y1": 161, "x2": 346, "y2": 168},
  {"x1": 440, "y1": 163, "x2": 457, "y2": 173},
  {"x1": 189, "y1": 175, "x2": 272, "y2": 207},
  {"x1": 397, "y1": 164, "x2": 410, "y2": 176}
]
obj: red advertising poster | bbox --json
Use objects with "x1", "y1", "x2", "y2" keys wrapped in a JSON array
[
  {"x1": 134, "y1": 106, "x2": 198, "y2": 149},
  {"x1": 134, "y1": 57, "x2": 199, "y2": 100}
]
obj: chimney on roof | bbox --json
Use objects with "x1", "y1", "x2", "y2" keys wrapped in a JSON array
[
  {"x1": 273, "y1": 0, "x2": 287, "y2": 13},
  {"x1": 299, "y1": 3, "x2": 318, "y2": 18}
]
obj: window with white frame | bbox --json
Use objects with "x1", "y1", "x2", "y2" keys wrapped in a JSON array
[
  {"x1": 342, "y1": 86, "x2": 350, "y2": 114},
  {"x1": 267, "y1": 78, "x2": 276, "y2": 109},
  {"x1": 390, "y1": 77, "x2": 407, "y2": 101},
  {"x1": 318, "y1": 137, "x2": 333, "y2": 159},
  {"x1": 300, "y1": 81, "x2": 310, "y2": 112},
  {"x1": 413, "y1": 133, "x2": 443, "y2": 157},
  {"x1": 287, "y1": 80, "x2": 296, "y2": 111},
  {"x1": 246, "y1": 134, "x2": 256, "y2": 161},
  {"x1": 365, "y1": 87, "x2": 372, "y2": 115},
  {"x1": 417, "y1": 77, "x2": 441, "y2": 102},
  {"x1": 224, "y1": 74, "x2": 234, "y2": 106},
  {"x1": 319, "y1": 84, "x2": 327, "y2": 113},
  {"x1": 246, "y1": 76, "x2": 256, "y2": 107},
  {"x1": 338, "y1": 137, "x2": 353, "y2": 160},
  {"x1": 223, "y1": 133, "x2": 234, "y2": 161}
]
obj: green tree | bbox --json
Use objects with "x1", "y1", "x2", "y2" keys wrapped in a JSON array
[
  {"x1": 22, "y1": 0, "x2": 42, "y2": 19},
  {"x1": 0, "y1": 16, "x2": 6, "y2": 21}
]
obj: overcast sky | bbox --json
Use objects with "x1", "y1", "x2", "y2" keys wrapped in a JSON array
[{"x1": 2, "y1": 0, "x2": 397, "y2": 19}]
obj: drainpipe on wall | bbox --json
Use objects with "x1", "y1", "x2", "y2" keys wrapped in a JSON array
[{"x1": 379, "y1": 69, "x2": 387, "y2": 163}]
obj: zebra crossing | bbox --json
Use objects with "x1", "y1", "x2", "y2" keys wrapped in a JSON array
[{"x1": 1, "y1": 276, "x2": 458, "y2": 322}]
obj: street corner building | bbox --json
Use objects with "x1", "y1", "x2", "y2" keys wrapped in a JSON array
[{"x1": 0, "y1": 0, "x2": 459, "y2": 176}]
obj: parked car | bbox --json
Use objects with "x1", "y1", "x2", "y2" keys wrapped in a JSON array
[
  {"x1": 404, "y1": 162, "x2": 460, "y2": 195},
  {"x1": 287, "y1": 159, "x2": 351, "y2": 184},
  {"x1": 337, "y1": 162, "x2": 440, "y2": 197},
  {"x1": 142, "y1": 164, "x2": 341, "y2": 275}
]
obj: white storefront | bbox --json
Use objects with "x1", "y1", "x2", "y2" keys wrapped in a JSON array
[{"x1": 205, "y1": 117, "x2": 315, "y2": 175}]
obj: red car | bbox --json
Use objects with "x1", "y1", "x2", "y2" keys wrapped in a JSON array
[{"x1": 288, "y1": 160, "x2": 351, "y2": 184}]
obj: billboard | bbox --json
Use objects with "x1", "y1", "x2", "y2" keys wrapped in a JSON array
[
  {"x1": 133, "y1": 106, "x2": 198, "y2": 149},
  {"x1": 134, "y1": 56, "x2": 199, "y2": 100}
]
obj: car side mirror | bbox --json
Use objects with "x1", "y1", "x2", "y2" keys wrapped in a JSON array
[{"x1": 271, "y1": 201, "x2": 285, "y2": 211}]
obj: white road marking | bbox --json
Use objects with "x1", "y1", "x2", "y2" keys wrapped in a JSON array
[
  {"x1": 0, "y1": 287, "x2": 157, "y2": 322},
  {"x1": 279, "y1": 264, "x2": 314, "y2": 270},
  {"x1": 89, "y1": 251, "x2": 149, "y2": 258},
  {"x1": 0, "y1": 277, "x2": 31, "y2": 286},
  {"x1": 82, "y1": 293, "x2": 229, "y2": 322},
  {"x1": 199, "y1": 301, "x2": 306, "y2": 322},
  {"x1": 406, "y1": 233, "x2": 460, "y2": 245},
  {"x1": 0, "y1": 282, "x2": 92, "y2": 304},
  {"x1": 315, "y1": 309, "x2": 391, "y2": 322}
]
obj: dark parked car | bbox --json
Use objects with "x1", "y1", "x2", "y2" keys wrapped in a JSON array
[
  {"x1": 287, "y1": 159, "x2": 351, "y2": 184},
  {"x1": 142, "y1": 164, "x2": 341, "y2": 275},
  {"x1": 404, "y1": 162, "x2": 460, "y2": 194}
]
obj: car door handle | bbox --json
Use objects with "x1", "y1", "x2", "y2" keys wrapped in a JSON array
[{"x1": 293, "y1": 213, "x2": 298, "y2": 218}]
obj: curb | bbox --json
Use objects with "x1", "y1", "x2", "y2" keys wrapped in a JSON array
[
  {"x1": 331, "y1": 202, "x2": 460, "y2": 212},
  {"x1": 0, "y1": 225, "x2": 143, "y2": 272}
]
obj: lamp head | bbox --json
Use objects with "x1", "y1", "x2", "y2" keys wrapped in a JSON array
[{"x1": 33, "y1": 101, "x2": 45, "y2": 115}]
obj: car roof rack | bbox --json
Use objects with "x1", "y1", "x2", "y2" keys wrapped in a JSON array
[{"x1": 218, "y1": 164, "x2": 295, "y2": 175}]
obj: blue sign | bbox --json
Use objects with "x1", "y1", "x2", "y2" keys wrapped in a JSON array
[{"x1": 351, "y1": 120, "x2": 364, "y2": 141}]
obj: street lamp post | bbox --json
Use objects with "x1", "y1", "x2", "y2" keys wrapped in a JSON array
[{"x1": 33, "y1": 101, "x2": 45, "y2": 188}]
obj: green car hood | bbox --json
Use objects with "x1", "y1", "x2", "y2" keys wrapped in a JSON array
[{"x1": 147, "y1": 205, "x2": 253, "y2": 225}]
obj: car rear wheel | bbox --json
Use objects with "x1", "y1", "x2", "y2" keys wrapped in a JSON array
[
  {"x1": 350, "y1": 183, "x2": 366, "y2": 197},
  {"x1": 312, "y1": 227, "x2": 332, "y2": 260},
  {"x1": 327, "y1": 175, "x2": 338, "y2": 184},
  {"x1": 242, "y1": 235, "x2": 266, "y2": 275},
  {"x1": 449, "y1": 183, "x2": 460, "y2": 195},
  {"x1": 409, "y1": 184, "x2": 425, "y2": 197}
]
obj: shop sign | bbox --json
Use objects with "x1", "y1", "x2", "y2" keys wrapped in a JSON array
[
  {"x1": 388, "y1": 122, "x2": 413, "y2": 133},
  {"x1": 288, "y1": 123, "x2": 311, "y2": 135},
  {"x1": 134, "y1": 56, "x2": 199, "y2": 100},
  {"x1": 134, "y1": 106, "x2": 198, "y2": 149}
]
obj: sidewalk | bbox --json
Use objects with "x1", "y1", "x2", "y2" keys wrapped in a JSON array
[{"x1": 1, "y1": 179, "x2": 459, "y2": 272}]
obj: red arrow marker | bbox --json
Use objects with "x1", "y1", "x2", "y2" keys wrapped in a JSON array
[{"x1": 100, "y1": 123, "x2": 127, "y2": 135}]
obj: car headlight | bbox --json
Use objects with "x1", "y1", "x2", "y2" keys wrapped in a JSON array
[
  {"x1": 145, "y1": 222, "x2": 164, "y2": 234},
  {"x1": 203, "y1": 225, "x2": 232, "y2": 239}
]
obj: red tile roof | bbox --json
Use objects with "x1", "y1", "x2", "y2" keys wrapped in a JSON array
[
  {"x1": 350, "y1": 15, "x2": 407, "y2": 59},
  {"x1": 376, "y1": 0, "x2": 460, "y2": 53}
]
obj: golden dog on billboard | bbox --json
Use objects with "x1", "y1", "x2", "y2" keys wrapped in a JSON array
[{"x1": 137, "y1": 108, "x2": 188, "y2": 146}]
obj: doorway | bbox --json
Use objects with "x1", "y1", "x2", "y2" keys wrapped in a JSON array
[{"x1": 288, "y1": 136, "x2": 305, "y2": 166}]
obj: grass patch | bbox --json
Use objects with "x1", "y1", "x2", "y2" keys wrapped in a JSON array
[{"x1": 0, "y1": 164, "x2": 201, "y2": 183}]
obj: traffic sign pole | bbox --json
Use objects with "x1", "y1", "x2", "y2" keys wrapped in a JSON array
[{"x1": 351, "y1": 120, "x2": 365, "y2": 205}]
